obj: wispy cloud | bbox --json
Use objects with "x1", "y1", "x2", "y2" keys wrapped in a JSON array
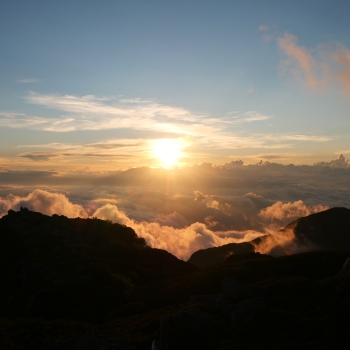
[
  {"x1": 18, "y1": 151, "x2": 135, "y2": 161},
  {"x1": 258, "y1": 25, "x2": 268, "y2": 32},
  {"x1": 262, "y1": 134, "x2": 332, "y2": 142},
  {"x1": 277, "y1": 32, "x2": 350, "y2": 95},
  {"x1": 0, "y1": 93, "x2": 333, "y2": 159},
  {"x1": 0, "y1": 111, "x2": 25, "y2": 117},
  {"x1": 16, "y1": 139, "x2": 149, "y2": 162},
  {"x1": 18, "y1": 140, "x2": 145, "y2": 150},
  {"x1": 230, "y1": 111, "x2": 271, "y2": 123}
]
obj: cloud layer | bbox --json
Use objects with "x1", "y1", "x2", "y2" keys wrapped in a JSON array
[{"x1": 1, "y1": 156, "x2": 349, "y2": 259}]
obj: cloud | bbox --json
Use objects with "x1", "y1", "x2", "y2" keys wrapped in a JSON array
[
  {"x1": 278, "y1": 33, "x2": 325, "y2": 90},
  {"x1": 0, "y1": 189, "x2": 264, "y2": 260},
  {"x1": 331, "y1": 47, "x2": 350, "y2": 95},
  {"x1": 0, "y1": 154, "x2": 349, "y2": 260},
  {"x1": 18, "y1": 152, "x2": 60, "y2": 161},
  {"x1": 259, "y1": 200, "x2": 328, "y2": 228},
  {"x1": 258, "y1": 25, "x2": 268, "y2": 32},
  {"x1": 0, "y1": 112, "x2": 25, "y2": 118},
  {"x1": 230, "y1": 111, "x2": 271, "y2": 123},
  {"x1": 314, "y1": 154, "x2": 350, "y2": 168},
  {"x1": 92, "y1": 203, "x2": 263, "y2": 260},
  {"x1": 0, "y1": 187, "x2": 329, "y2": 260},
  {"x1": 278, "y1": 32, "x2": 350, "y2": 95},
  {"x1": 0, "y1": 93, "x2": 333, "y2": 156},
  {"x1": 16, "y1": 139, "x2": 149, "y2": 162},
  {"x1": 0, "y1": 93, "x2": 289, "y2": 151},
  {"x1": 0, "y1": 189, "x2": 88, "y2": 218},
  {"x1": 250, "y1": 200, "x2": 328, "y2": 256},
  {"x1": 253, "y1": 226, "x2": 317, "y2": 256},
  {"x1": 18, "y1": 151, "x2": 135, "y2": 161}
]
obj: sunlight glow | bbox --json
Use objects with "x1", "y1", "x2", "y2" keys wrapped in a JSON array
[{"x1": 152, "y1": 139, "x2": 183, "y2": 167}]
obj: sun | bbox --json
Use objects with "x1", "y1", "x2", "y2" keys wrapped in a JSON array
[{"x1": 152, "y1": 139, "x2": 183, "y2": 167}]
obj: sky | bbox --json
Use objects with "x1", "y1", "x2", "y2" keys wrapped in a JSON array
[{"x1": 1, "y1": 1, "x2": 350, "y2": 259}]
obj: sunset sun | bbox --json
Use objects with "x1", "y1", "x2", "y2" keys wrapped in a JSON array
[{"x1": 152, "y1": 139, "x2": 183, "y2": 167}]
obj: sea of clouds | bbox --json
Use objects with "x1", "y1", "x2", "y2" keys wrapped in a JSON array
[{"x1": 1, "y1": 157, "x2": 349, "y2": 260}]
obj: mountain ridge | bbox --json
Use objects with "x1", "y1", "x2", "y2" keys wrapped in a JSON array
[{"x1": 188, "y1": 207, "x2": 350, "y2": 268}]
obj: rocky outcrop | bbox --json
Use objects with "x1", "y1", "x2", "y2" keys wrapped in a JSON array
[
  {"x1": 45, "y1": 335, "x2": 126, "y2": 350},
  {"x1": 335, "y1": 257, "x2": 350, "y2": 279},
  {"x1": 229, "y1": 297, "x2": 271, "y2": 326},
  {"x1": 222, "y1": 277, "x2": 263, "y2": 301},
  {"x1": 152, "y1": 276, "x2": 270, "y2": 348},
  {"x1": 0, "y1": 209, "x2": 197, "y2": 321},
  {"x1": 187, "y1": 241, "x2": 258, "y2": 268},
  {"x1": 287, "y1": 207, "x2": 350, "y2": 251},
  {"x1": 170, "y1": 308, "x2": 216, "y2": 338}
]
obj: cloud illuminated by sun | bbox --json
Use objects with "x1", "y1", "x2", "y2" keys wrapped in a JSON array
[{"x1": 152, "y1": 139, "x2": 183, "y2": 167}]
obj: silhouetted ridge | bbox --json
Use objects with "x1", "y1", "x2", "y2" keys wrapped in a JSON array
[
  {"x1": 0, "y1": 209, "x2": 197, "y2": 322},
  {"x1": 286, "y1": 207, "x2": 350, "y2": 250},
  {"x1": 187, "y1": 241, "x2": 257, "y2": 268},
  {"x1": 188, "y1": 207, "x2": 350, "y2": 268},
  {"x1": 1, "y1": 208, "x2": 350, "y2": 349}
]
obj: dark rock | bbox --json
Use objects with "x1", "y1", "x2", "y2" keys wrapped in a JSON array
[
  {"x1": 214, "y1": 295, "x2": 231, "y2": 312},
  {"x1": 222, "y1": 278, "x2": 262, "y2": 301},
  {"x1": 288, "y1": 207, "x2": 350, "y2": 251},
  {"x1": 190, "y1": 294, "x2": 217, "y2": 307},
  {"x1": 44, "y1": 335, "x2": 126, "y2": 350},
  {"x1": 335, "y1": 257, "x2": 350, "y2": 279},
  {"x1": 187, "y1": 241, "x2": 256, "y2": 268},
  {"x1": 170, "y1": 308, "x2": 216, "y2": 338},
  {"x1": 229, "y1": 297, "x2": 271, "y2": 326}
]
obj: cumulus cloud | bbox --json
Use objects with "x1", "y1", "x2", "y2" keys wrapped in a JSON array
[
  {"x1": 259, "y1": 200, "x2": 328, "y2": 229},
  {"x1": 1, "y1": 156, "x2": 349, "y2": 259},
  {"x1": 0, "y1": 189, "x2": 88, "y2": 218},
  {"x1": 92, "y1": 203, "x2": 263, "y2": 260},
  {"x1": 314, "y1": 154, "x2": 350, "y2": 168},
  {"x1": 0, "y1": 189, "x2": 265, "y2": 260}
]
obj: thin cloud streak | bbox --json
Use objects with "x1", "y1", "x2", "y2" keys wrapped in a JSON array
[{"x1": 0, "y1": 93, "x2": 333, "y2": 159}]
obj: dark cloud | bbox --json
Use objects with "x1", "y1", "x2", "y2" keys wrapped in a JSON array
[
  {"x1": 18, "y1": 152, "x2": 59, "y2": 161},
  {"x1": 85, "y1": 142, "x2": 144, "y2": 149},
  {"x1": 19, "y1": 151, "x2": 135, "y2": 161}
]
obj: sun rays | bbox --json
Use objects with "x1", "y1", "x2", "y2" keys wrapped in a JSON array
[{"x1": 152, "y1": 139, "x2": 184, "y2": 167}]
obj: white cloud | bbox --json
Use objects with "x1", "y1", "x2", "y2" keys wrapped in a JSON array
[
  {"x1": 0, "y1": 93, "x2": 334, "y2": 155},
  {"x1": 0, "y1": 189, "x2": 88, "y2": 218}
]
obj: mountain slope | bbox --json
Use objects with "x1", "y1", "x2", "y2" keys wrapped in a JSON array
[
  {"x1": 0, "y1": 208, "x2": 197, "y2": 321},
  {"x1": 289, "y1": 207, "x2": 350, "y2": 250},
  {"x1": 188, "y1": 207, "x2": 350, "y2": 268},
  {"x1": 1, "y1": 208, "x2": 350, "y2": 349}
]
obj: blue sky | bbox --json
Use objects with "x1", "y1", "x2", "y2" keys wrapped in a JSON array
[{"x1": 1, "y1": 0, "x2": 350, "y2": 170}]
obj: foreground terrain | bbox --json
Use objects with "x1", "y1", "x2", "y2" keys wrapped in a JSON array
[{"x1": 0, "y1": 208, "x2": 350, "y2": 349}]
